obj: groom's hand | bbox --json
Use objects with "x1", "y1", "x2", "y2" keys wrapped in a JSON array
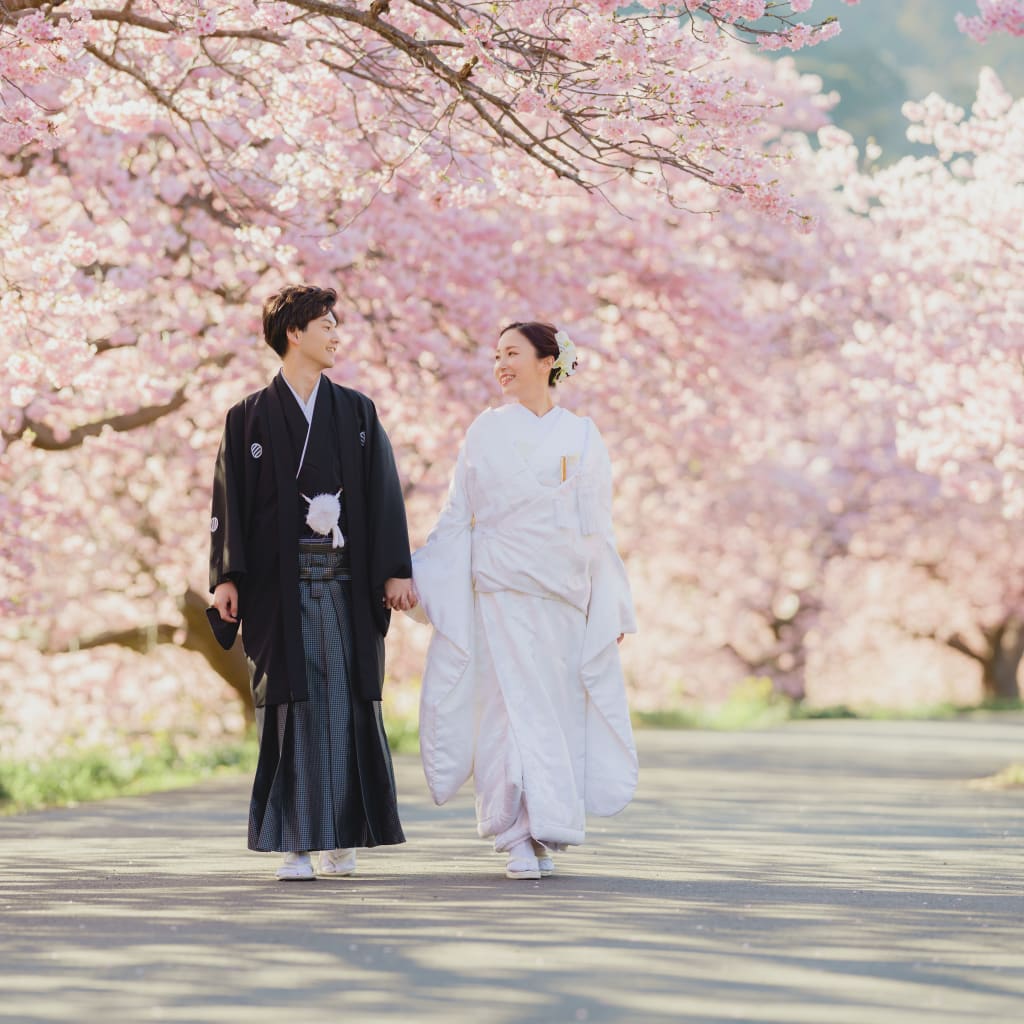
[
  {"x1": 213, "y1": 580, "x2": 239, "y2": 623},
  {"x1": 384, "y1": 577, "x2": 418, "y2": 612}
]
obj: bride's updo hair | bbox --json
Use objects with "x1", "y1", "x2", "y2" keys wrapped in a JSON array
[{"x1": 500, "y1": 321, "x2": 562, "y2": 387}]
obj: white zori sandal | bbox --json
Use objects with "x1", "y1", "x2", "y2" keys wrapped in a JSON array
[
  {"x1": 276, "y1": 852, "x2": 316, "y2": 881},
  {"x1": 318, "y1": 848, "x2": 357, "y2": 877},
  {"x1": 505, "y1": 839, "x2": 542, "y2": 880},
  {"x1": 532, "y1": 840, "x2": 555, "y2": 877}
]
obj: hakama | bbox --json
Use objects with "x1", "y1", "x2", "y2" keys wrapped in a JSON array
[{"x1": 248, "y1": 542, "x2": 403, "y2": 852}]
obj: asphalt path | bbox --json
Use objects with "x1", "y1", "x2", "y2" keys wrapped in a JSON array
[{"x1": 2, "y1": 719, "x2": 1023, "y2": 1024}]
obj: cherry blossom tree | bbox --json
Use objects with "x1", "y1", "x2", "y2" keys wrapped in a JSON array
[
  {"x1": 957, "y1": 1, "x2": 1024, "y2": 41},
  {"x1": 1, "y1": 2, "x2": 852, "y2": 746},
  {"x1": 0, "y1": 0, "x2": 854, "y2": 259},
  {"x1": 827, "y1": 68, "x2": 1024, "y2": 698},
  {"x1": 0, "y1": 0, "x2": 853, "y2": 575},
  {"x1": 4, "y1": 1, "x2": 1023, "y2": 760},
  {"x1": 1, "y1": 45, "x2": 836, "y2": 711},
  {"x1": 641, "y1": 70, "x2": 1024, "y2": 706}
]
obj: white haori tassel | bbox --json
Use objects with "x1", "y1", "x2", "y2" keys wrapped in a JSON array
[{"x1": 303, "y1": 490, "x2": 345, "y2": 548}]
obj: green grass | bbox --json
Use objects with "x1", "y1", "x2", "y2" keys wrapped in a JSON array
[
  {"x1": 386, "y1": 715, "x2": 420, "y2": 755},
  {"x1": 970, "y1": 762, "x2": 1024, "y2": 790},
  {"x1": 0, "y1": 715, "x2": 422, "y2": 816},
  {"x1": 632, "y1": 678, "x2": 795, "y2": 731},
  {"x1": 4, "y1": 691, "x2": 1019, "y2": 814},
  {"x1": 632, "y1": 679, "x2": 1024, "y2": 731},
  {"x1": 0, "y1": 735, "x2": 259, "y2": 815}
]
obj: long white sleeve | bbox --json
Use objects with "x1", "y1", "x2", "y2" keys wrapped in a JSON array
[
  {"x1": 581, "y1": 426, "x2": 636, "y2": 641},
  {"x1": 410, "y1": 442, "x2": 473, "y2": 629},
  {"x1": 412, "y1": 442, "x2": 477, "y2": 804},
  {"x1": 577, "y1": 424, "x2": 638, "y2": 815}
]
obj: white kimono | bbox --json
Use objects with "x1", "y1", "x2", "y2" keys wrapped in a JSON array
[{"x1": 412, "y1": 403, "x2": 638, "y2": 852}]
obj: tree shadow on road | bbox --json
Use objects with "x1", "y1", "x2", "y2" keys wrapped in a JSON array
[{"x1": 3, "y1": 726, "x2": 1023, "y2": 1023}]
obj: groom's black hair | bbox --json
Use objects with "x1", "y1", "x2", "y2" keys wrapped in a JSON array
[{"x1": 262, "y1": 285, "x2": 338, "y2": 357}]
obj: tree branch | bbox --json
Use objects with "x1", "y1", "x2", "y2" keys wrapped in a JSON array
[
  {"x1": 52, "y1": 589, "x2": 254, "y2": 719},
  {"x1": 9, "y1": 390, "x2": 189, "y2": 450},
  {"x1": 67, "y1": 622, "x2": 177, "y2": 652},
  {"x1": 946, "y1": 633, "x2": 985, "y2": 664}
]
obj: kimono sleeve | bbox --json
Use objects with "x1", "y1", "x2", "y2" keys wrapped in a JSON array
[
  {"x1": 410, "y1": 441, "x2": 473, "y2": 630},
  {"x1": 582, "y1": 424, "x2": 637, "y2": 638},
  {"x1": 412, "y1": 440, "x2": 477, "y2": 805},
  {"x1": 365, "y1": 402, "x2": 413, "y2": 591},
  {"x1": 209, "y1": 406, "x2": 248, "y2": 593}
]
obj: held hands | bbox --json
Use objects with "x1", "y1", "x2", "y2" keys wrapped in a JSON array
[
  {"x1": 213, "y1": 580, "x2": 239, "y2": 623},
  {"x1": 384, "y1": 577, "x2": 418, "y2": 612}
]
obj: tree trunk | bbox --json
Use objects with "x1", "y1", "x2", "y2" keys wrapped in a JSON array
[
  {"x1": 64, "y1": 589, "x2": 254, "y2": 722},
  {"x1": 980, "y1": 620, "x2": 1024, "y2": 702},
  {"x1": 179, "y1": 589, "x2": 254, "y2": 721}
]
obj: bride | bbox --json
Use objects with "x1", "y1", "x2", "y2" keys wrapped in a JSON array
[{"x1": 411, "y1": 322, "x2": 637, "y2": 880}]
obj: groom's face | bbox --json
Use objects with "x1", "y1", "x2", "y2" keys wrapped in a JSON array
[{"x1": 289, "y1": 310, "x2": 339, "y2": 369}]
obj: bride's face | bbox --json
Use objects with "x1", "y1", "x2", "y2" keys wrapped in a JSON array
[{"x1": 494, "y1": 330, "x2": 554, "y2": 398}]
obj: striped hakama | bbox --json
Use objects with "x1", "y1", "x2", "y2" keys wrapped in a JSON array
[{"x1": 248, "y1": 540, "x2": 405, "y2": 852}]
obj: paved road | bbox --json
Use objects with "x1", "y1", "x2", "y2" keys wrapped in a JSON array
[{"x1": 2, "y1": 719, "x2": 1023, "y2": 1024}]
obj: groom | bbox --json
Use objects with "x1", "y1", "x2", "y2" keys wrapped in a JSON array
[{"x1": 209, "y1": 284, "x2": 416, "y2": 880}]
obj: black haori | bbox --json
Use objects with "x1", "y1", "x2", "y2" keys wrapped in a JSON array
[
  {"x1": 209, "y1": 373, "x2": 414, "y2": 708},
  {"x1": 247, "y1": 540, "x2": 405, "y2": 852}
]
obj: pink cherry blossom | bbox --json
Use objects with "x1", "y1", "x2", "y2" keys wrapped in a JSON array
[
  {"x1": 3, "y1": 1, "x2": 1022, "y2": 761},
  {"x1": 956, "y1": 1, "x2": 1024, "y2": 41}
]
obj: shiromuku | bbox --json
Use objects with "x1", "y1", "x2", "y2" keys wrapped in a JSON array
[{"x1": 410, "y1": 321, "x2": 638, "y2": 880}]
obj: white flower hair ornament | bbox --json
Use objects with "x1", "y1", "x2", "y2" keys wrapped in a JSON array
[
  {"x1": 303, "y1": 490, "x2": 345, "y2": 548},
  {"x1": 552, "y1": 330, "x2": 578, "y2": 382}
]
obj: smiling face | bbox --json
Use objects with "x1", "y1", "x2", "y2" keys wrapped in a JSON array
[
  {"x1": 494, "y1": 329, "x2": 554, "y2": 401},
  {"x1": 287, "y1": 311, "x2": 340, "y2": 370}
]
